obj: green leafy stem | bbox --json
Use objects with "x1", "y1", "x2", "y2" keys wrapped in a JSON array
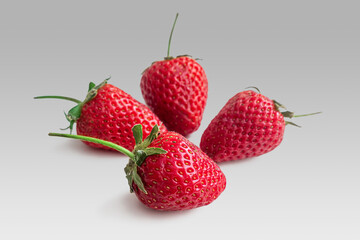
[
  {"x1": 35, "y1": 77, "x2": 110, "y2": 133},
  {"x1": 49, "y1": 124, "x2": 167, "y2": 194}
]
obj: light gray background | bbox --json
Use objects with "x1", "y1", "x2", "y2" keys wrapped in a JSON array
[{"x1": 1, "y1": 0, "x2": 359, "y2": 239}]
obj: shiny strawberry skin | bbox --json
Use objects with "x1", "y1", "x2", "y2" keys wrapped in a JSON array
[
  {"x1": 133, "y1": 131, "x2": 226, "y2": 211},
  {"x1": 140, "y1": 56, "x2": 208, "y2": 136},
  {"x1": 76, "y1": 84, "x2": 167, "y2": 151},
  {"x1": 200, "y1": 90, "x2": 285, "y2": 162}
]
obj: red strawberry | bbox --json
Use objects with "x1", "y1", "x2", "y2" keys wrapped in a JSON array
[
  {"x1": 140, "y1": 13, "x2": 208, "y2": 136},
  {"x1": 131, "y1": 128, "x2": 225, "y2": 211},
  {"x1": 49, "y1": 124, "x2": 226, "y2": 211},
  {"x1": 200, "y1": 89, "x2": 321, "y2": 162},
  {"x1": 35, "y1": 78, "x2": 167, "y2": 151}
]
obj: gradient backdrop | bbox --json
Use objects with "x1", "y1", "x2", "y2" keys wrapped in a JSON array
[{"x1": 1, "y1": 0, "x2": 359, "y2": 239}]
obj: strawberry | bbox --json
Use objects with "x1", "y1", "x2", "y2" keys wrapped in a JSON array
[
  {"x1": 200, "y1": 89, "x2": 321, "y2": 162},
  {"x1": 49, "y1": 124, "x2": 226, "y2": 211},
  {"x1": 35, "y1": 78, "x2": 167, "y2": 151},
  {"x1": 140, "y1": 13, "x2": 208, "y2": 136}
]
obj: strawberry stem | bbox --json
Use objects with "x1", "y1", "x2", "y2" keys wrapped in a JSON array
[
  {"x1": 245, "y1": 86, "x2": 261, "y2": 94},
  {"x1": 293, "y1": 112, "x2": 322, "y2": 118},
  {"x1": 34, "y1": 95, "x2": 81, "y2": 104},
  {"x1": 48, "y1": 133, "x2": 135, "y2": 159},
  {"x1": 166, "y1": 13, "x2": 179, "y2": 59},
  {"x1": 281, "y1": 111, "x2": 322, "y2": 119},
  {"x1": 282, "y1": 111, "x2": 321, "y2": 127},
  {"x1": 49, "y1": 124, "x2": 166, "y2": 195}
]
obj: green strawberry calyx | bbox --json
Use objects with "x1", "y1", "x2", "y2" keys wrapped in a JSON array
[
  {"x1": 34, "y1": 77, "x2": 110, "y2": 133},
  {"x1": 48, "y1": 124, "x2": 167, "y2": 195},
  {"x1": 125, "y1": 124, "x2": 166, "y2": 194}
]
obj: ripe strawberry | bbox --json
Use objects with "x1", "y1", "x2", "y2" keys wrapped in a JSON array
[
  {"x1": 140, "y1": 13, "x2": 208, "y2": 136},
  {"x1": 200, "y1": 89, "x2": 321, "y2": 162},
  {"x1": 49, "y1": 124, "x2": 226, "y2": 211},
  {"x1": 131, "y1": 128, "x2": 226, "y2": 211},
  {"x1": 35, "y1": 78, "x2": 167, "y2": 151}
]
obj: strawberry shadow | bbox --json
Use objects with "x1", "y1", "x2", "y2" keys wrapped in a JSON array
[
  {"x1": 216, "y1": 157, "x2": 256, "y2": 167},
  {"x1": 60, "y1": 140, "x2": 126, "y2": 160},
  {"x1": 100, "y1": 193, "x2": 196, "y2": 219}
]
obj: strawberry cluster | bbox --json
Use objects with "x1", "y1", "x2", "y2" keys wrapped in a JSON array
[{"x1": 36, "y1": 13, "x2": 319, "y2": 211}]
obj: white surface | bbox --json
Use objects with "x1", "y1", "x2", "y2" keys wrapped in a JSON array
[{"x1": 1, "y1": 0, "x2": 359, "y2": 239}]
